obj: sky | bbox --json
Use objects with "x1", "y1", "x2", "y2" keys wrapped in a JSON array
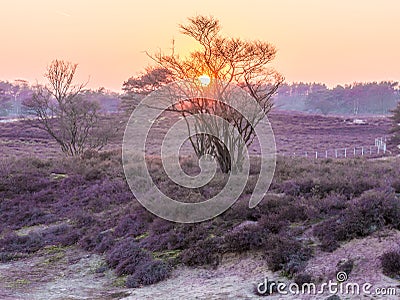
[{"x1": 1, "y1": 0, "x2": 400, "y2": 91}]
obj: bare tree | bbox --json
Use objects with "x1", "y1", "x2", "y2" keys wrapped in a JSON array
[
  {"x1": 146, "y1": 16, "x2": 283, "y2": 173},
  {"x1": 24, "y1": 59, "x2": 112, "y2": 156}
]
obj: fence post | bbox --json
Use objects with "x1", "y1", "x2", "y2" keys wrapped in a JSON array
[
  {"x1": 305, "y1": 151, "x2": 308, "y2": 158},
  {"x1": 315, "y1": 151, "x2": 318, "y2": 159},
  {"x1": 361, "y1": 147, "x2": 364, "y2": 156},
  {"x1": 325, "y1": 150, "x2": 328, "y2": 158},
  {"x1": 354, "y1": 148, "x2": 356, "y2": 156},
  {"x1": 335, "y1": 149, "x2": 338, "y2": 158},
  {"x1": 344, "y1": 148, "x2": 347, "y2": 158}
]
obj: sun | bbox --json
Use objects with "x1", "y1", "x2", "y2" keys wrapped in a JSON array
[{"x1": 198, "y1": 74, "x2": 211, "y2": 86}]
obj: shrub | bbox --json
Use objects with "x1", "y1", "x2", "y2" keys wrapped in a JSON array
[
  {"x1": 180, "y1": 238, "x2": 222, "y2": 267},
  {"x1": 257, "y1": 214, "x2": 289, "y2": 234},
  {"x1": 294, "y1": 272, "x2": 313, "y2": 285},
  {"x1": 106, "y1": 239, "x2": 152, "y2": 276},
  {"x1": 0, "y1": 233, "x2": 44, "y2": 254},
  {"x1": 125, "y1": 260, "x2": 172, "y2": 288},
  {"x1": 264, "y1": 235, "x2": 312, "y2": 275},
  {"x1": 277, "y1": 180, "x2": 301, "y2": 196},
  {"x1": 391, "y1": 180, "x2": 400, "y2": 193},
  {"x1": 114, "y1": 211, "x2": 153, "y2": 238},
  {"x1": 314, "y1": 189, "x2": 400, "y2": 251},
  {"x1": 42, "y1": 224, "x2": 79, "y2": 246},
  {"x1": 310, "y1": 193, "x2": 348, "y2": 218},
  {"x1": 223, "y1": 222, "x2": 268, "y2": 253},
  {"x1": 336, "y1": 259, "x2": 354, "y2": 277},
  {"x1": 149, "y1": 218, "x2": 174, "y2": 235},
  {"x1": 380, "y1": 250, "x2": 400, "y2": 277},
  {"x1": 93, "y1": 231, "x2": 115, "y2": 253}
]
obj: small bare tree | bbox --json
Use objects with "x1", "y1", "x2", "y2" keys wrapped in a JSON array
[
  {"x1": 147, "y1": 16, "x2": 283, "y2": 173},
  {"x1": 24, "y1": 59, "x2": 111, "y2": 156}
]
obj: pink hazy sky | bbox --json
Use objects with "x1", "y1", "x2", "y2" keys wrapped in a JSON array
[{"x1": 1, "y1": 0, "x2": 400, "y2": 91}]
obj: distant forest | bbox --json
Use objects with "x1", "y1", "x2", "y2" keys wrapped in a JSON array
[
  {"x1": 1, "y1": 80, "x2": 399, "y2": 118},
  {"x1": 0, "y1": 80, "x2": 120, "y2": 118},
  {"x1": 275, "y1": 81, "x2": 400, "y2": 115}
]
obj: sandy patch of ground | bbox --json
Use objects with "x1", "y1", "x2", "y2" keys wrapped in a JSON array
[
  {"x1": 1, "y1": 232, "x2": 399, "y2": 300},
  {"x1": 0, "y1": 246, "x2": 130, "y2": 300}
]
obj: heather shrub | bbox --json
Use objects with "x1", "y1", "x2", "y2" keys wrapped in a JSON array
[
  {"x1": 54, "y1": 176, "x2": 132, "y2": 218},
  {"x1": 180, "y1": 237, "x2": 222, "y2": 267},
  {"x1": 314, "y1": 189, "x2": 400, "y2": 251},
  {"x1": 254, "y1": 194, "x2": 293, "y2": 215},
  {"x1": 17, "y1": 208, "x2": 56, "y2": 228},
  {"x1": 257, "y1": 214, "x2": 288, "y2": 234},
  {"x1": 125, "y1": 260, "x2": 172, "y2": 288},
  {"x1": 223, "y1": 222, "x2": 268, "y2": 253},
  {"x1": 222, "y1": 198, "x2": 260, "y2": 222},
  {"x1": 2, "y1": 173, "x2": 53, "y2": 196},
  {"x1": 336, "y1": 259, "x2": 354, "y2": 277},
  {"x1": 0, "y1": 252, "x2": 17, "y2": 263},
  {"x1": 157, "y1": 223, "x2": 210, "y2": 251},
  {"x1": 93, "y1": 231, "x2": 115, "y2": 253},
  {"x1": 294, "y1": 273, "x2": 313, "y2": 285},
  {"x1": 74, "y1": 212, "x2": 97, "y2": 228},
  {"x1": 78, "y1": 221, "x2": 115, "y2": 251},
  {"x1": 277, "y1": 179, "x2": 301, "y2": 196},
  {"x1": 273, "y1": 158, "x2": 387, "y2": 199},
  {"x1": 114, "y1": 211, "x2": 153, "y2": 238},
  {"x1": 310, "y1": 193, "x2": 348, "y2": 217},
  {"x1": 140, "y1": 232, "x2": 177, "y2": 252},
  {"x1": 1, "y1": 197, "x2": 57, "y2": 230},
  {"x1": 264, "y1": 235, "x2": 312, "y2": 275},
  {"x1": 0, "y1": 232, "x2": 44, "y2": 254},
  {"x1": 391, "y1": 180, "x2": 400, "y2": 193},
  {"x1": 78, "y1": 232, "x2": 100, "y2": 251},
  {"x1": 141, "y1": 223, "x2": 211, "y2": 253},
  {"x1": 380, "y1": 250, "x2": 400, "y2": 278},
  {"x1": 278, "y1": 203, "x2": 309, "y2": 223},
  {"x1": 222, "y1": 194, "x2": 295, "y2": 226},
  {"x1": 106, "y1": 239, "x2": 152, "y2": 276},
  {"x1": 42, "y1": 224, "x2": 79, "y2": 246},
  {"x1": 149, "y1": 218, "x2": 174, "y2": 235}
]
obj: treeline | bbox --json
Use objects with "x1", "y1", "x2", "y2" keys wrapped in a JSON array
[
  {"x1": 0, "y1": 80, "x2": 121, "y2": 118},
  {"x1": 0, "y1": 80, "x2": 32, "y2": 117},
  {"x1": 275, "y1": 81, "x2": 400, "y2": 115},
  {"x1": 2, "y1": 79, "x2": 399, "y2": 117}
]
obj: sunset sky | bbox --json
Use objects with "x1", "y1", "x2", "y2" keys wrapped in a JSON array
[{"x1": 1, "y1": 0, "x2": 400, "y2": 91}]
